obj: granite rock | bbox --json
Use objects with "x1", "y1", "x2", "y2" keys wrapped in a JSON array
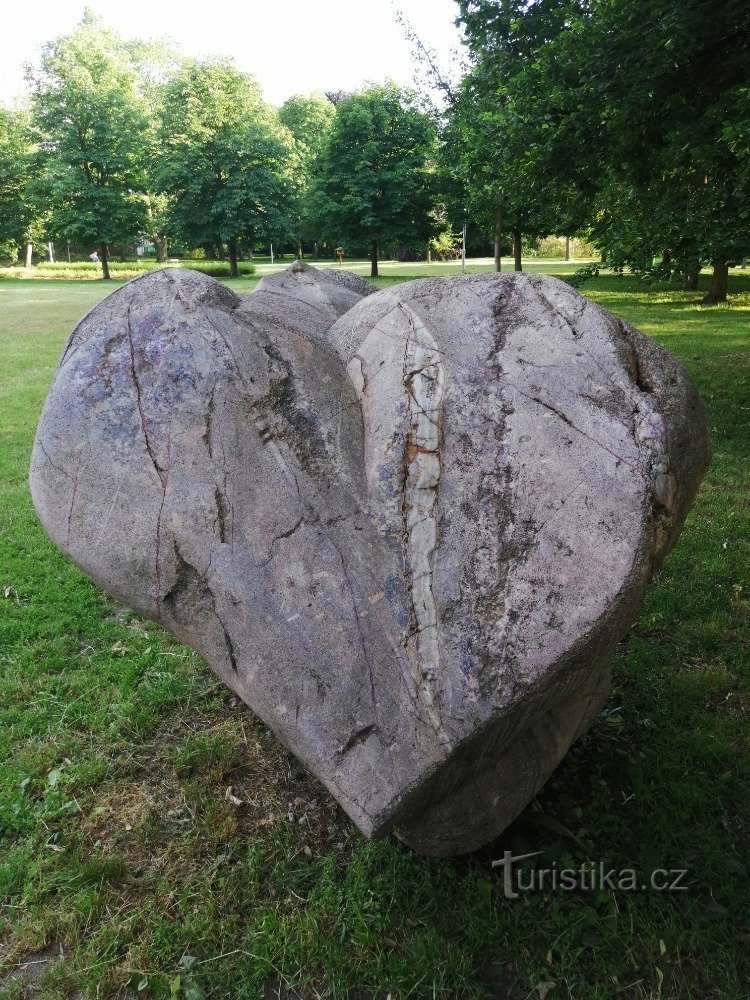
[{"x1": 30, "y1": 262, "x2": 711, "y2": 854}]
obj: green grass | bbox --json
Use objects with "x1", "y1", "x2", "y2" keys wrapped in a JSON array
[{"x1": 0, "y1": 265, "x2": 748, "y2": 999}]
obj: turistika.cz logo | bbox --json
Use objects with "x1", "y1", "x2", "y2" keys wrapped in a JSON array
[{"x1": 491, "y1": 851, "x2": 689, "y2": 900}]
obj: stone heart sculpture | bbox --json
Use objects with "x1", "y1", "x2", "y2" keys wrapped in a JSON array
[{"x1": 30, "y1": 262, "x2": 711, "y2": 855}]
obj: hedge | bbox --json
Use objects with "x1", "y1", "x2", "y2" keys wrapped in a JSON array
[{"x1": 1, "y1": 260, "x2": 256, "y2": 280}]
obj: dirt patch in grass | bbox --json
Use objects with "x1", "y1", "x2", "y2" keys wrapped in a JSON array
[
  {"x1": 0, "y1": 940, "x2": 66, "y2": 993},
  {"x1": 77, "y1": 705, "x2": 355, "y2": 882}
]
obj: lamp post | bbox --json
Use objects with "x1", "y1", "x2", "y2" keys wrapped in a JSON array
[{"x1": 462, "y1": 208, "x2": 467, "y2": 275}]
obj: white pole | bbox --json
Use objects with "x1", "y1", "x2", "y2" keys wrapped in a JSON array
[
  {"x1": 48, "y1": 241, "x2": 54, "y2": 263},
  {"x1": 461, "y1": 216, "x2": 467, "y2": 274},
  {"x1": 270, "y1": 243, "x2": 274, "y2": 265}
]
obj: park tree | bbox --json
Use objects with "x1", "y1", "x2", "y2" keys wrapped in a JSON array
[
  {"x1": 279, "y1": 93, "x2": 335, "y2": 255},
  {"x1": 156, "y1": 59, "x2": 297, "y2": 276},
  {"x1": 279, "y1": 94, "x2": 335, "y2": 165},
  {"x1": 0, "y1": 107, "x2": 38, "y2": 263},
  {"x1": 455, "y1": 0, "x2": 750, "y2": 299},
  {"x1": 577, "y1": 0, "x2": 750, "y2": 302},
  {"x1": 128, "y1": 37, "x2": 185, "y2": 263},
  {"x1": 311, "y1": 84, "x2": 438, "y2": 276},
  {"x1": 447, "y1": 0, "x2": 600, "y2": 271},
  {"x1": 28, "y1": 9, "x2": 150, "y2": 278}
]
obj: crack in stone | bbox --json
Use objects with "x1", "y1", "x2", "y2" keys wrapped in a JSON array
[
  {"x1": 618, "y1": 327, "x2": 676, "y2": 563},
  {"x1": 620, "y1": 322, "x2": 654, "y2": 395},
  {"x1": 199, "y1": 305, "x2": 256, "y2": 397},
  {"x1": 121, "y1": 307, "x2": 178, "y2": 604},
  {"x1": 259, "y1": 516, "x2": 304, "y2": 566},
  {"x1": 36, "y1": 441, "x2": 73, "y2": 482},
  {"x1": 530, "y1": 278, "x2": 587, "y2": 341},
  {"x1": 203, "y1": 385, "x2": 217, "y2": 461},
  {"x1": 323, "y1": 530, "x2": 380, "y2": 733},
  {"x1": 214, "y1": 487, "x2": 230, "y2": 544},
  {"x1": 163, "y1": 541, "x2": 240, "y2": 674},
  {"x1": 336, "y1": 723, "x2": 378, "y2": 757},
  {"x1": 153, "y1": 420, "x2": 172, "y2": 597},
  {"x1": 125, "y1": 306, "x2": 166, "y2": 487},
  {"x1": 522, "y1": 390, "x2": 640, "y2": 473},
  {"x1": 65, "y1": 457, "x2": 82, "y2": 551},
  {"x1": 252, "y1": 340, "x2": 328, "y2": 472}
]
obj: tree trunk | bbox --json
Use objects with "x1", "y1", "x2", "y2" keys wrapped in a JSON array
[
  {"x1": 565, "y1": 236, "x2": 571, "y2": 261},
  {"x1": 661, "y1": 249, "x2": 671, "y2": 268},
  {"x1": 99, "y1": 243, "x2": 110, "y2": 280},
  {"x1": 493, "y1": 197, "x2": 503, "y2": 271},
  {"x1": 703, "y1": 255, "x2": 728, "y2": 304},
  {"x1": 298, "y1": 240, "x2": 303, "y2": 259},
  {"x1": 682, "y1": 269, "x2": 699, "y2": 290},
  {"x1": 370, "y1": 239, "x2": 378, "y2": 278},
  {"x1": 513, "y1": 228, "x2": 522, "y2": 272},
  {"x1": 228, "y1": 240, "x2": 239, "y2": 278},
  {"x1": 25, "y1": 242, "x2": 33, "y2": 267},
  {"x1": 153, "y1": 236, "x2": 167, "y2": 263}
]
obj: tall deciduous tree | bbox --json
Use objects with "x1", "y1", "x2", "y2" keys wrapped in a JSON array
[
  {"x1": 279, "y1": 94, "x2": 335, "y2": 164},
  {"x1": 447, "y1": 0, "x2": 599, "y2": 271},
  {"x1": 279, "y1": 93, "x2": 335, "y2": 255},
  {"x1": 455, "y1": 0, "x2": 750, "y2": 300},
  {"x1": 0, "y1": 107, "x2": 37, "y2": 262},
  {"x1": 28, "y1": 9, "x2": 150, "y2": 278},
  {"x1": 156, "y1": 59, "x2": 297, "y2": 277},
  {"x1": 578, "y1": 0, "x2": 750, "y2": 302},
  {"x1": 128, "y1": 37, "x2": 184, "y2": 263},
  {"x1": 311, "y1": 85, "x2": 438, "y2": 276}
]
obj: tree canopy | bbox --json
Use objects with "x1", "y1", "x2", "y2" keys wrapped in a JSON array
[
  {"x1": 28, "y1": 9, "x2": 150, "y2": 277},
  {"x1": 311, "y1": 84, "x2": 438, "y2": 275},
  {"x1": 156, "y1": 59, "x2": 297, "y2": 276},
  {"x1": 453, "y1": 0, "x2": 750, "y2": 299},
  {"x1": 0, "y1": 108, "x2": 37, "y2": 261},
  {"x1": 443, "y1": 1, "x2": 590, "y2": 269},
  {"x1": 279, "y1": 94, "x2": 336, "y2": 253},
  {"x1": 278, "y1": 93, "x2": 335, "y2": 165}
]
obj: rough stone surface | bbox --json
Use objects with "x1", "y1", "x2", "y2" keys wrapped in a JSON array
[{"x1": 30, "y1": 262, "x2": 711, "y2": 855}]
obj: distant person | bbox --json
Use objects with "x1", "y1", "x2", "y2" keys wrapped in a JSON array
[{"x1": 89, "y1": 251, "x2": 99, "y2": 263}]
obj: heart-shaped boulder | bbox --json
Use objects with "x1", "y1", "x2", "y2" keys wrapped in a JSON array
[{"x1": 30, "y1": 262, "x2": 711, "y2": 855}]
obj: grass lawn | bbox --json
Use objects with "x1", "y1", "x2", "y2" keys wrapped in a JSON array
[
  {"x1": 0, "y1": 264, "x2": 747, "y2": 999},
  {"x1": 251, "y1": 255, "x2": 595, "y2": 278}
]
